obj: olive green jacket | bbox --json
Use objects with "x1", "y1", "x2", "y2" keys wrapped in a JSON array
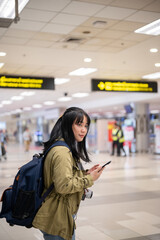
[{"x1": 32, "y1": 144, "x2": 93, "y2": 240}]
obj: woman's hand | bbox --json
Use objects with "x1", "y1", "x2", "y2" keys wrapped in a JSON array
[
  {"x1": 87, "y1": 164, "x2": 99, "y2": 174},
  {"x1": 90, "y1": 165, "x2": 105, "y2": 181}
]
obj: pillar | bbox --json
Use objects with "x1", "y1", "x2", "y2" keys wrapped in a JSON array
[
  {"x1": 135, "y1": 103, "x2": 149, "y2": 153},
  {"x1": 97, "y1": 119, "x2": 108, "y2": 153}
]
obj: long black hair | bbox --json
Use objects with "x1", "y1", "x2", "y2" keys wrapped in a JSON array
[{"x1": 43, "y1": 107, "x2": 91, "y2": 162}]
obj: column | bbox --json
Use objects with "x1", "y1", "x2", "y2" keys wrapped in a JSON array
[
  {"x1": 97, "y1": 119, "x2": 108, "y2": 153},
  {"x1": 135, "y1": 103, "x2": 149, "y2": 153}
]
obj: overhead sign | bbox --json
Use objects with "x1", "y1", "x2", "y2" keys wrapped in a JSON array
[
  {"x1": 91, "y1": 79, "x2": 157, "y2": 93},
  {"x1": 0, "y1": 75, "x2": 55, "y2": 90}
]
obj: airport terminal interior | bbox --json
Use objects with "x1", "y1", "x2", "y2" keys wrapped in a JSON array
[
  {"x1": 0, "y1": 142, "x2": 160, "y2": 240},
  {"x1": 0, "y1": 0, "x2": 160, "y2": 240}
]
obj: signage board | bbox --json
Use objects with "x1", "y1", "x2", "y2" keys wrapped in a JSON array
[
  {"x1": 91, "y1": 79, "x2": 157, "y2": 93},
  {"x1": 0, "y1": 75, "x2": 55, "y2": 90}
]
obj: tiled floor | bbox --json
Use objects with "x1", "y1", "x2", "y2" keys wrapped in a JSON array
[{"x1": 0, "y1": 142, "x2": 160, "y2": 240}]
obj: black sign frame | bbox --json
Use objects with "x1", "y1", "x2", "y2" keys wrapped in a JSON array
[
  {"x1": 91, "y1": 79, "x2": 157, "y2": 93},
  {"x1": 0, "y1": 75, "x2": 55, "y2": 90}
]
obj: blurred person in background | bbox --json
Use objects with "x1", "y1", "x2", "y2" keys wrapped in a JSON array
[
  {"x1": 0, "y1": 129, "x2": 7, "y2": 161},
  {"x1": 23, "y1": 127, "x2": 32, "y2": 152},
  {"x1": 111, "y1": 122, "x2": 119, "y2": 156},
  {"x1": 117, "y1": 125, "x2": 126, "y2": 157}
]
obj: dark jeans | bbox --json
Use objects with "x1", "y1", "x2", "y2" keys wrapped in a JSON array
[
  {"x1": 118, "y1": 142, "x2": 126, "y2": 156},
  {"x1": 42, "y1": 230, "x2": 75, "y2": 240}
]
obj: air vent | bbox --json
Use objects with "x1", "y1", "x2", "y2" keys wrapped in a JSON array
[
  {"x1": 0, "y1": 18, "x2": 13, "y2": 28},
  {"x1": 93, "y1": 20, "x2": 107, "y2": 27},
  {"x1": 64, "y1": 37, "x2": 84, "y2": 43}
]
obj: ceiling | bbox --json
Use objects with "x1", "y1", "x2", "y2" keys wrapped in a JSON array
[{"x1": 0, "y1": 0, "x2": 160, "y2": 119}]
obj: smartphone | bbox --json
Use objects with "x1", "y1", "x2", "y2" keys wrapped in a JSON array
[{"x1": 98, "y1": 161, "x2": 111, "y2": 172}]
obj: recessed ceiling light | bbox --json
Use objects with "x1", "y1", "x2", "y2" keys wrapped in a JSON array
[
  {"x1": 155, "y1": 63, "x2": 160, "y2": 67},
  {"x1": 72, "y1": 93, "x2": 89, "y2": 98},
  {"x1": 12, "y1": 109, "x2": 23, "y2": 113},
  {"x1": 44, "y1": 101, "x2": 55, "y2": 105},
  {"x1": 32, "y1": 104, "x2": 42, "y2": 108},
  {"x1": 69, "y1": 68, "x2": 97, "y2": 76},
  {"x1": 135, "y1": 19, "x2": 160, "y2": 36},
  {"x1": 11, "y1": 96, "x2": 24, "y2": 101},
  {"x1": 23, "y1": 107, "x2": 32, "y2": 111},
  {"x1": 20, "y1": 91, "x2": 35, "y2": 96},
  {"x1": 150, "y1": 48, "x2": 158, "y2": 53},
  {"x1": 2, "y1": 100, "x2": 12, "y2": 104},
  {"x1": 142, "y1": 72, "x2": 160, "y2": 79},
  {"x1": 0, "y1": 104, "x2": 3, "y2": 108},
  {"x1": 84, "y1": 58, "x2": 92, "y2": 63},
  {"x1": 58, "y1": 97, "x2": 72, "y2": 102},
  {"x1": 55, "y1": 78, "x2": 70, "y2": 85},
  {"x1": 0, "y1": 52, "x2": 6, "y2": 56}
]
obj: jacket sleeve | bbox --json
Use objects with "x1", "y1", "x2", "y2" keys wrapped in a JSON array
[{"x1": 50, "y1": 147, "x2": 94, "y2": 195}]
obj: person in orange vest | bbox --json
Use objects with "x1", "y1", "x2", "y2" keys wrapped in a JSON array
[
  {"x1": 117, "y1": 125, "x2": 126, "y2": 157},
  {"x1": 111, "y1": 123, "x2": 119, "y2": 156}
]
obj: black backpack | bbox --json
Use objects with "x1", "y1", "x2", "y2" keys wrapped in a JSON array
[{"x1": 0, "y1": 140, "x2": 69, "y2": 228}]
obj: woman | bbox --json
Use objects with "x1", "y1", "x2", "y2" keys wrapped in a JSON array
[{"x1": 32, "y1": 107, "x2": 105, "y2": 240}]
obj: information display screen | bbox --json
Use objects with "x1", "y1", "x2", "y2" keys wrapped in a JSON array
[
  {"x1": 0, "y1": 75, "x2": 55, "y2": 90},
  {"x1": 91, "y1": 79, "x2": 157, "y2": 93}
]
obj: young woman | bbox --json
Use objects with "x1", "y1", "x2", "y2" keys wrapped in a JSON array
[{"x1": 32, "y1": 107, "x2": 105, "y2": 240}]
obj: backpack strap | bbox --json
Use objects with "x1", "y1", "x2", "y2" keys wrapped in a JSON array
[
  {"x1": 44, "y1": 140, "x2": 70, "y2": 157},
  {"x1": 41, "y1": 140, "x2": 70, "y2": 202}
]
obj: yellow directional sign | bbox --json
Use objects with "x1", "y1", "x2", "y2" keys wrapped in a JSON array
[
  {"x1": 0, "y1": 75, "x2": 55, "y2": 90},
  {"x1": 92, "y1": 79, "x2": 157, "y2": 93}
]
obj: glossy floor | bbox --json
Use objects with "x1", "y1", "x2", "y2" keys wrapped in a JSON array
[{"x1": 0, "y1": 143, "x2": 160, "y2": 240}]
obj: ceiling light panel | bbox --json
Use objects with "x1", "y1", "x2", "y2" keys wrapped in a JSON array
[
  {"x1": 55, "y1": 78, "x2": 70, "y2": 85},
  {"x1": 44, "y1": 101, "x2": 55, "y2": 105},
  {"x1": 20, "y1": 91, "x2": 35, "y2": 96},
  {"x1": 0, "y1": 0, "x2": 29, "y2": 19},
  {"x1": 2, "y1": 100, "x2": 12, "y2": 104},
  {"x1": 23, "y1": 107, "x2": 32, "y2": 111},
  {"x1": 135, "y1": 19, "x2": 160, "y2": 36},
  {"x1": 32, "y1": 104, "x2": 42, "y2": 108},
  {"x1": 84, "y1": 58, "x2": 92, "y2": 62},
  {"x1": 11, "y1": 96, "x2": 24, "y2": 101},
  {"x1": 0, "y1": 63, "x2": 4, "y2": 68},
  {"x1": 72, "y1": 93, "x2": 89, "y2": 98},
  {"x1": 142, "y1": 72, "x2": 160, "y2": 79},
  {"x1": 150, "y1": 48, "x2": 158, "y2": 53},
  {"x1": 0, "y1": 52, "x2": 6, "y2": 56},
  {"x1": 58, "y1": 97, "x2": 72, "y2": 102},
  {"x1": 69, "y1": 68, "x2": 97, "y2": 76}
]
